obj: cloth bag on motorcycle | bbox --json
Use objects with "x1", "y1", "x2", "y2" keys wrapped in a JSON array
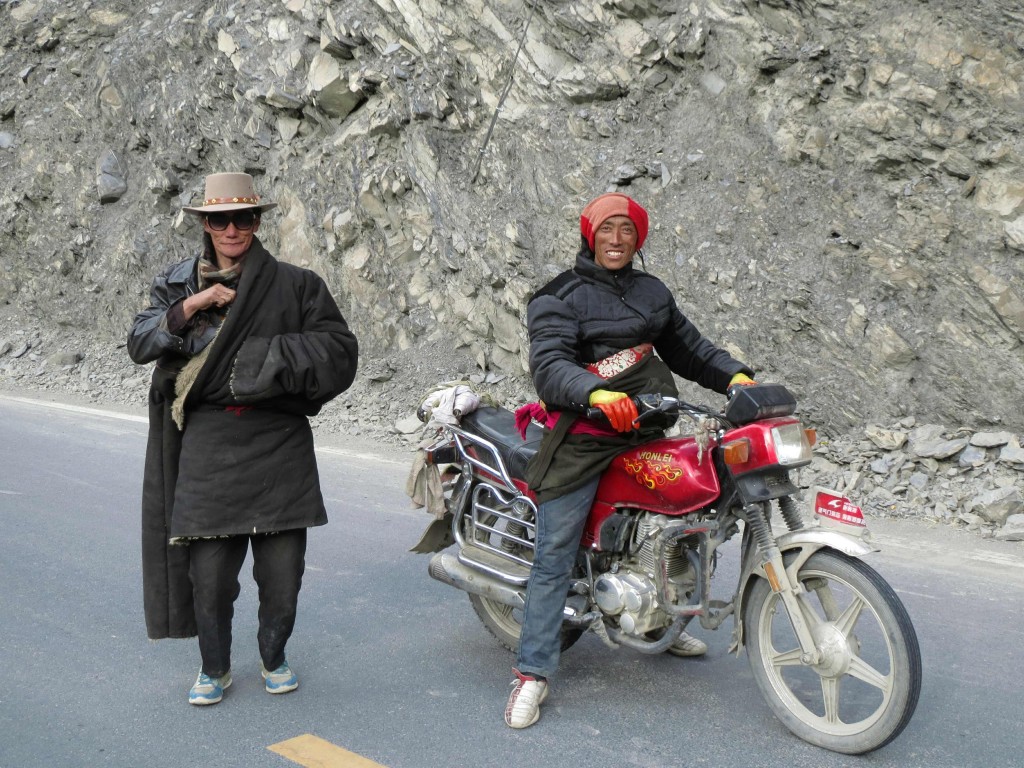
[
  {"x1": 406, "y1": 383, "x2": 483, "y2": 517},
  {"x1": 524, "y1": 352, "x2": 678, "y2": 503}
]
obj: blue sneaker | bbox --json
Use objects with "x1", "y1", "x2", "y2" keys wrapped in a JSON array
[
  {"x1": 189, "y1": 670, "x2": 232, "y2": 705},
  {"x1": 261, "y1": 660, "x2": 298, "y2": 694}
]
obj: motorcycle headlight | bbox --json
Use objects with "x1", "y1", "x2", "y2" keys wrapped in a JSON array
[{"x1": 771, "y1": 422, "x2": 813, "y2": 467}]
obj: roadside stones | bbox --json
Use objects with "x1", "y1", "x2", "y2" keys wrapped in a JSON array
[
  {"x1": 971, "y1": 431, "x2": 1014, "y2": 448},
  {"x1": 46, "y1": 351, "x2": 84, "y2": 367},
  {"x1": 865, "y1": 424, "x2": 907, "y2": 451},
  {"x1": 966, "y1": 487, "x2": 1023, "y2": 526},
  {"x1": 1000, "y1": 440, "x2": 1024, "y2": 467},
  {"x1": 812, "y1": 421, "x2": 1024, "y2": 539},
  {"x1": 998, "y1": 514, "x2": 1024, "y2": 542},
  {"x1": 912, "y1": 436, "x2": 970, "y2": 460}
]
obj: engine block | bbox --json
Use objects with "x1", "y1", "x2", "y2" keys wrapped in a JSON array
[
  {"x1": 594, "y1": 568, "x2": 662, "y2": 635},
  {"x1": 593, "y1": 513, "x2": 698, "y2": 636}
]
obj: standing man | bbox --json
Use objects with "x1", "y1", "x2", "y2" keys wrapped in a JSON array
[
  {"x1": 506, "y1": 192, "x2": 755, "y2": 728},
  {"x1": 128, "y1": 172, "x2": 358, "y2": 705}
]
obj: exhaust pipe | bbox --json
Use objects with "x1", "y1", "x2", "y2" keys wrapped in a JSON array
[
  {"x1": 428, "y1": 552, "x2": 525, "y2": 609},
  {"x1": 428, "y1": 552, "x2": 601, "y2": 627}
]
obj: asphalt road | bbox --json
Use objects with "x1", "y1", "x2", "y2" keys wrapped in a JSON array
[{"x1": 1, "y1": 393, "x2": 1022, "y2": 768}]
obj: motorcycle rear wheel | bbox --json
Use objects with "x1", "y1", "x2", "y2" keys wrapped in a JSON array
[
  {"x1": 744, "y1": 550, "x2": 921, "y2": 755},
  {"x1": 468, "y1": 593, "x2": 583, "y2": 655}
]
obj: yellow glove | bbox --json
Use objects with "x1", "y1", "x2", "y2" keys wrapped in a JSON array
[
  {"x1": 589, "y1": 389, "x2": 629, "y2": 406},
  {"x1": 727, "y1": 372, "x2": 756, "y2": 399}
]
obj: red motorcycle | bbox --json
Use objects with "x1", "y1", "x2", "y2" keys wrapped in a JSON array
[{"x1": 413, "y1": 384, "x2": 921, "y2": 754}]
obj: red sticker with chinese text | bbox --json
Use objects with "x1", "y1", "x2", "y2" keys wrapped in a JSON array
[{"x1": 814, "y1": 489, "x2": 866, "y2": 528}]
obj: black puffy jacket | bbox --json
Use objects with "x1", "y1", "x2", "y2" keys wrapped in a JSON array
[{"x1": 527, "y1": 249, "x2": 753, "y2": 411}]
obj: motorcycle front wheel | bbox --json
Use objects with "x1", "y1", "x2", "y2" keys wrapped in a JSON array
[
  {"x1": 468, "y1": 593, "x2": 583, "y2": 654},
  {"x1": 744, "y1": 550, "x2": 921, "y2": 755}
]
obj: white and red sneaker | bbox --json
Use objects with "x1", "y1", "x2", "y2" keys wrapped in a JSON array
[
  {"x1": 667, "y1": 631, "x2": 708, "y2": 657},
  {"x1": 505, "y1": 669, "x2": 549, "y2": 729}
]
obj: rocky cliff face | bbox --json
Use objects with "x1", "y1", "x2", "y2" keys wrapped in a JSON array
[{"x1": 1, "y1": 1, "x2": 1023, "y2": 535}]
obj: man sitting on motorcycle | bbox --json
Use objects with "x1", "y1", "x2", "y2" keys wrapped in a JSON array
[{"x1": 506, "y1": 192, "x2": 756, "y2": 729}]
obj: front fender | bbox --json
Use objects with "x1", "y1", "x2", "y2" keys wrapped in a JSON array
[
  {"x1": 775, "y1": 527, "x2": 878, "y2": 563},
  {"x1": 731, "y1": 526, "x2": 879, "y2": 652}
]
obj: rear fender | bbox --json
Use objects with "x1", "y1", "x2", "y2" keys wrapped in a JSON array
[{"x1": 731, "y1": 527, "x2": 879, "y2": 651}]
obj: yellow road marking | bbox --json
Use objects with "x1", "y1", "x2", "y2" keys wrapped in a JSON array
[{"x1": 268, "y1": 734, "x2": 388, "y2": 768}]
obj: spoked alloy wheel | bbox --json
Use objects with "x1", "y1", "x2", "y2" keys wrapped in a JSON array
[{"x1": 744, "y1": 550, "x2": 921, "y2": 754}]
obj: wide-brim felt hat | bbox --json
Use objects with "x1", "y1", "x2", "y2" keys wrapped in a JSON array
[{"x1": 182, "y1": 172, "x2": 278, "y2": 215}]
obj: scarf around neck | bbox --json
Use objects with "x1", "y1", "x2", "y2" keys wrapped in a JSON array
[
  {"x1": 170, "y1": 254, "x2": 246, "y2": 429},
  {"x1": 197, "y1": 257, "x2": 242, "y2": 290}
]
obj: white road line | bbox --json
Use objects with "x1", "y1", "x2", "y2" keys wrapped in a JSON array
[
  {"x1": 1, "y1": 393, "x2": 409, "y2": 465},
  {"x1": 0, "y1": 394, "x2": 148, "y2": 423}
]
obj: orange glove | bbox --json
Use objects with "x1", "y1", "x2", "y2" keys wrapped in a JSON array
[{"x1": 589, "y1": 389, "x2": 639, "y2": 432}]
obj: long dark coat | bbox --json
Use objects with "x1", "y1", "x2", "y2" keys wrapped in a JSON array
[{"x1": 128, "y1": 238, "x2": 358, "y2": 639}]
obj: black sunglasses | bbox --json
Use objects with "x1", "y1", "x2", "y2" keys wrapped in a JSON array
[{"x1": 206, "y1": 210, "x2": 258, "y2": 231}]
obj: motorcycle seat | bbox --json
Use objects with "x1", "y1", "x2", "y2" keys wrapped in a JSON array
[{"x1": 460, "y1": 406, "x2": 542, "y2": 479}]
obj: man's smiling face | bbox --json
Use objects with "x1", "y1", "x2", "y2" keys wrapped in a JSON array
[{"x1": 594, "y1": 215, "x2": 638, "y2": 271}]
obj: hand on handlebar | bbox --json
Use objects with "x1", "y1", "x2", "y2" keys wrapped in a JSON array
[
  {"x1": 727, "y1": 372, "x2": 756, "y2": 399},
  {"x1": 588, "y1": 389, "x2": 639, "y2": 432}
]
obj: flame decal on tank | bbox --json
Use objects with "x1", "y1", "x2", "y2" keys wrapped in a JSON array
[{"x1": 623, "y1": 453, "x2": 684, "y2": 490}]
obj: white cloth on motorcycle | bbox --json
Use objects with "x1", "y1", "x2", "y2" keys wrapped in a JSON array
[
  {"x1": 408, "y1": 384, "x2": 482, "y2": 519},
  {"x1": 419, "y1": 383, "x2": 481, "y2": 427},
  {"x1": 460, "y1": 406, "x2": 545, "y2": 479}
]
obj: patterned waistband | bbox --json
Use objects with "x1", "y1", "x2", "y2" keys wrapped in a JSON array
[{"x1": 586, "y1": 343, "x2": 654, "y2": 379}]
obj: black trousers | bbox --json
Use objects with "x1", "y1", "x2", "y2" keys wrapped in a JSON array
[{"x1": 188, "y1": 529, "x2": 307, "y2": 677}]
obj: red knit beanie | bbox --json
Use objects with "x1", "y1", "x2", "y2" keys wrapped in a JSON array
[{"x1": 579, "y1": 192, "x2": 649, "y2": 251}]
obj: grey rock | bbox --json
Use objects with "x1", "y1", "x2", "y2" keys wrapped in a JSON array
[
  {"x1": 966, "y1": 487, "x2": 1023, "y2": 526},
  {"x1": 958, "y1": 445, "x2": 988, "y2": 468},
  {"x1": 97, "y1": 174, "x2": 128, "y2": 204},
  {"x1": 864, "y1": 425, "x2": 907, "y2": 451},
  {"x1": 46, "y1": 351, "x2": 83, "y2": 367},
  {"x1": 971, "y1": 431, "x2": 1014, "y2": 448},
  {"x1": 394, "y1": 414, "x2": 423, "y2": 435},
  {"x1": 96, "y1": 149, "x2": 128, "y2": 204},
  {"x1": 364, "y1": 363, "x2": 395, "y2": 383},
  {"x1": 995, "y1": 514, "x2": 1024, "y2": 542},
  {"x1": 700, "y1": 71, "x2": 727, "y2": 96},
  {"x1": 999, "y1": 440, "x2": 1024, "y2": 468},
  {"x1": 911, "y1": 436, "x2": 969, "y2": 460},
  {"x1": 908, "y1": 472, "x2": 929, "y2": 491}
]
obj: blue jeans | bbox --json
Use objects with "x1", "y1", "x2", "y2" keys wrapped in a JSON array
[{"x1": 516, "y1": 475, "x2": 601, "y2": 679}]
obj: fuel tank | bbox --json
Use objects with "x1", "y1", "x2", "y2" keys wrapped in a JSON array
[{"x1": 585, "y1": 436, "x2": 720, "y2": 547}]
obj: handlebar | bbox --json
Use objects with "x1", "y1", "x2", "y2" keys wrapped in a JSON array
[
  {"x1": 584, "y1": 384, "x2": 798, "y2": 428},
  {"x1": 585, "y1": 393, "x2": 718, "y2": 426}
]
